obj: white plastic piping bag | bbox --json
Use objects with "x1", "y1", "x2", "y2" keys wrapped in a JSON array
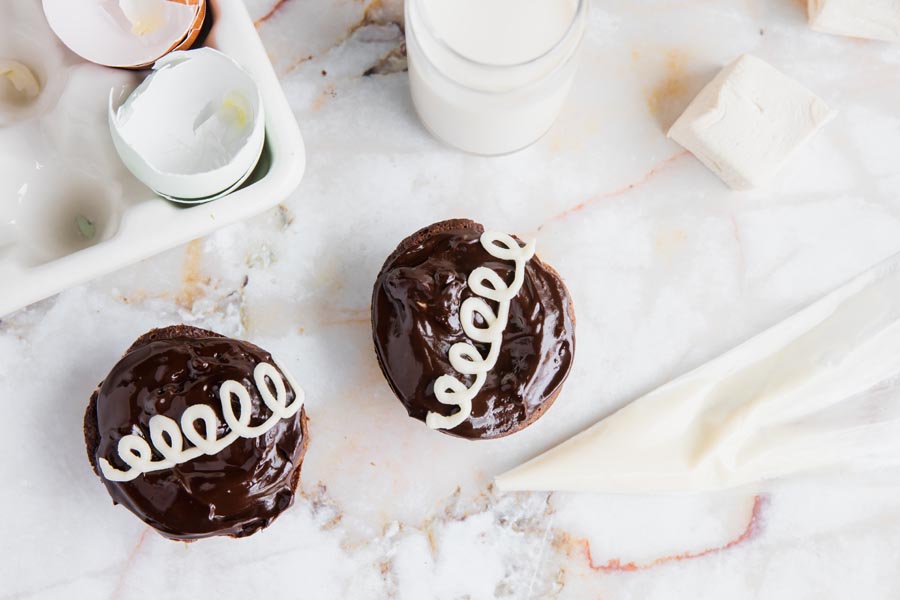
[{"x1": 497, "y1": 251, "x2": 900, "y2": 494}]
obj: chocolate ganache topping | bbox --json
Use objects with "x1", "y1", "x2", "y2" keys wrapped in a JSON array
[
  {"x1": 372, "y1": 219, "x2": 576, "y2": 439},
  {"x1": 84, "y1": 326, "x2": 309, "y2": 541}
]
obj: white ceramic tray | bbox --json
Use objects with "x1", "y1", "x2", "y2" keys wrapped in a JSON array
[{"x1": 0, "y1": 0, "x2": 305, "y2": 317}]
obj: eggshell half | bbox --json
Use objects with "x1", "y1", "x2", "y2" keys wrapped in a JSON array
[
  {"x1": 108, "y1": 47, "x2": 265, "y2": 201},
  {"x1": 42, "y1": 0, "x2": 206, "y2": 69},
  {"x1": 156, "y1": 160, "x2": 256, "y2": 204}
]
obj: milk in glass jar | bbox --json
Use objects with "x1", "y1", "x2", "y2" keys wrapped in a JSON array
[{"x1": 405, "y1": 0, "x2": 587, "y2": 155}]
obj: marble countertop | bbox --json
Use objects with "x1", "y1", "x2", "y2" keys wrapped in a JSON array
[{"x1": 3, "y1": 0, "x2": 900, "y2": 598}]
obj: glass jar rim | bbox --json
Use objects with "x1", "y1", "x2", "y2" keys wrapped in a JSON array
[{"x1": 407, "y1": 0, "x2": 588, "y2": 71}]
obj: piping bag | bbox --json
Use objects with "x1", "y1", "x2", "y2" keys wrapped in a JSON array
[{"x1": 496, "y1": 251, "x2": 900, "y2": 494}]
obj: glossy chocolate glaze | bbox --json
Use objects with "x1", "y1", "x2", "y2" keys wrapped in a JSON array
[
  {"x1": 85, "y1": 328, "x2": 308, "y2": 541},
  {"x1": 372, "y1": 220, "x2": 575, "y2": 439}
]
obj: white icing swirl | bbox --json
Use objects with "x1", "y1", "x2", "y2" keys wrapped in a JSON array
[
  {"x1": 426, "y1": 231, "x2": 536, "y2": 430},
  {"x1": 99, "y1": 360, "x2": 304, "y2": 482}
]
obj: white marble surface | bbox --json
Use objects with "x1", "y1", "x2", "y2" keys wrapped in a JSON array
[{"x1": 3, "y1": 0, "x2": 900, "y2": 598}]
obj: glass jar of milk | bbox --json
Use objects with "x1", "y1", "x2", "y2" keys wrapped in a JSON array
[{"x1": 406, "y1": 0, "x2": 587, "y2": 156}]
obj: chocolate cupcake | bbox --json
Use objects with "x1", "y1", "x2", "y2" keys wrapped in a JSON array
[
  {"x1": 84, "y1": 325, "x2": 309, "y2": 541},
  {"x1": 371, "y1": 219, "x2": 575, "y2": 439}
]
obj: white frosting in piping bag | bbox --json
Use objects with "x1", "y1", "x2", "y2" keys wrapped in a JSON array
[
  {"x1": 427, "y1": 232, "x2": 536, "y2": 430},
  {"x1": 99, "y1": 361, "x2": 304, "y2": 482},
  {"x1": 497, "y1": 252, "x2": 900, "y2": 494}
]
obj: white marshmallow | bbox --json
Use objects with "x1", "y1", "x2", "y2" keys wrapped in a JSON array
[
  {"x1": 808, "y1": 0, "x2": 900, "y2": 42},
  {"x1": 667, "y1": 54, "x2": 835, "y2": 190}
]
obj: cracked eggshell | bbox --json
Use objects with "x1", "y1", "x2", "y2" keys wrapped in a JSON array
[
  {"x1": 108, "y1": 47, "x2": 265, "y2": 201},
  {"x1": 42, "y1": 0, "x2": 206, "y2": 69}
]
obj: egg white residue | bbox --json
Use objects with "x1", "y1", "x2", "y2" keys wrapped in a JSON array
[
  {"x1": 0, "y1": 1, "x2": 71, "y2": 127},
  {"x1": 42, "y1": 0, "x2": 204, "y2": 68},
  {"x1": 119, "y1": 0, "x2": 169, "y2": 36},
  {"x1": 0, "y1": 61, "x2": 40, "y2": 102},
  {"x1": 109, "y1": 47, "x2": 265, "y2": 201}
]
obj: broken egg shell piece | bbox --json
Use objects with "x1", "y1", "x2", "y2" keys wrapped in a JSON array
[
  {"x1": 42, "y1": 0, "x2": 206, "y2": 69},
  {"x1": 109, "y1": 48, "x2": 265, "y2": 201}
]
